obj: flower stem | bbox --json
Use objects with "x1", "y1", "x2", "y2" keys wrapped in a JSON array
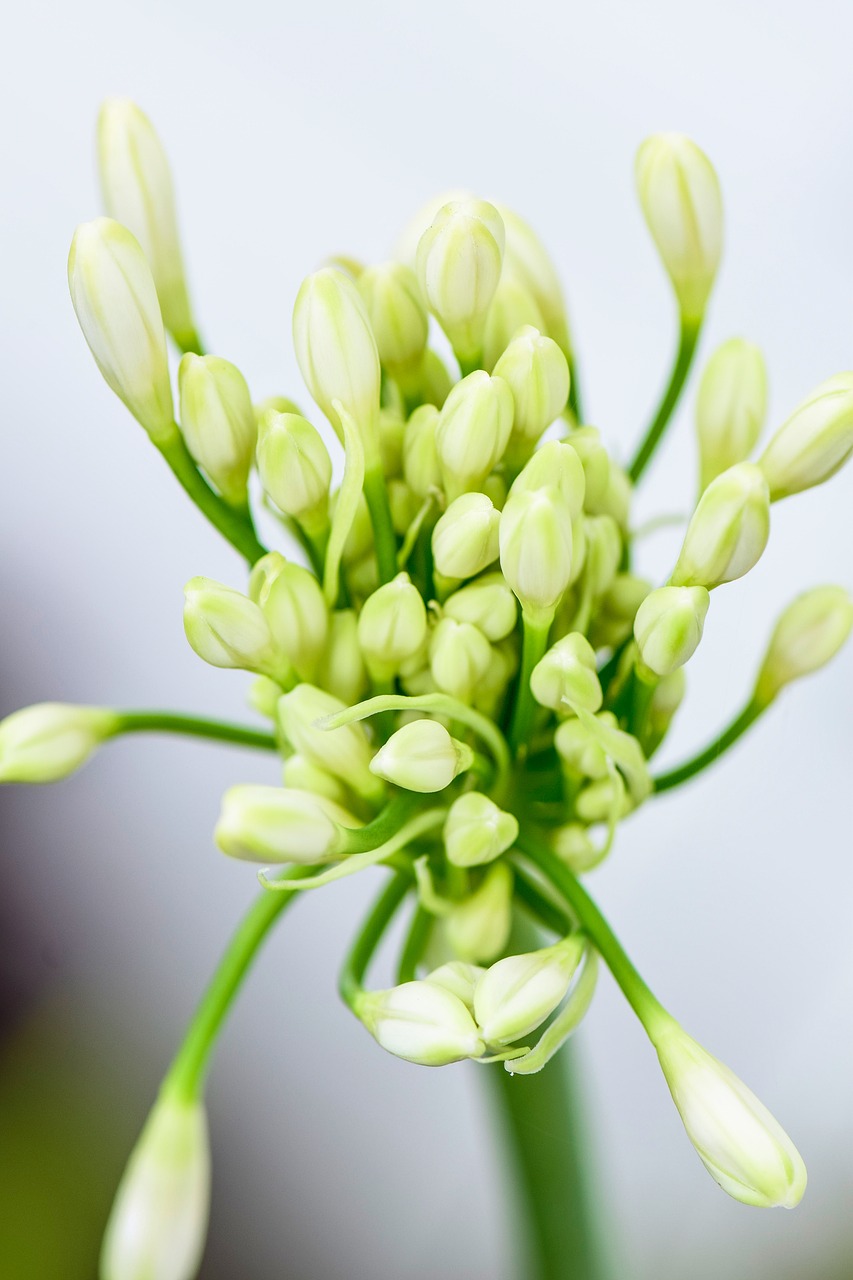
[
  {"x1": 363, "y1": 464, "x2": 399, "y2": 584},
  {"x1": 628, "y1": 320, "x2": 700, "y2": 484},
  {"x1": 652, "y1": 698, "x2": 763, "y2": 792},
  {"x1": 338, "y1": 871, "x2": 411, "y2": 1008},
  {"x1": 114, "y1": 710, "x2": 278, "y2": 752},
  {"x1": 157, "y1": 431, "x2": 268, "y2": 565},
  {"x1": 508, "y1": 611, "x2": 553, "y2": 756}
]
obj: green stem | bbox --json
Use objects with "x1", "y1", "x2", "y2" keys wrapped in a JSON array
[
  {"x1": 628, "y1": 321, "x2": 700, "y2": 484},
  {"x1": 513, "y1": 867, "x2": 572, "y2": 936},
  {"x1": 362, "y1": 464, "x2": 398, "y2": 584},
  {"x1": 157, "y1": 431, "x2": 268, "y2": 565},
  {"x1": 172, "y1": 327, "x2": 206, "y2": 357},
  {"x1": 567, "y1": 350, "x2": 584, "y2": 424},
  {"x1": 508, "y1": 611, "x2": 553, "y2": 756},
  {"x1": 339, "y1": 871, "x2": 411, "y2": 1008},
  {"x1": 396, "y1": 904, "x2": 433, "y2": 983},
  {"x1": 652, "y1": 698, "x2": 763, "y2": 793},
  {"x1": 114, "y1": 711, "x2": 278, "y2": 752}
]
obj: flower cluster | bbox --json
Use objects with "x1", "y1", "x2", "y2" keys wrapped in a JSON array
[{"x1": 4, "y1": 102, "x2": 852, "y2": 1279}]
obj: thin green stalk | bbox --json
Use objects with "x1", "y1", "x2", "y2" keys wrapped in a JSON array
[
  {"x1": 362, "y1": 464, "x2": 398, "y2": 584},
  {"x1": 396, "y1": 904, "x2": 433, "y2": 983},
  {"x1": 628, "y1": 321, "x2": 700, "y2": 484},
  {"x1": 652, "y1": 698, "x2": 764, "y2": 793},
  {"x1": 567, "y1": 350, "x2": 584, "y2": 424},
  {"x1": 172, "y1": 328, "x2": 206, "y2": 357},
  {"x1": 338, "y1": 871, "x2": 411, "y2": 1008},
  {"x1": 512, "y1": 867, "x2": 572, "y2": 936},
  {"x1": 114, "y1": 710, "x2": 278, "y2": 752},
  {"x1": 508, "y1": 611, "x2": 553, "y2": 756},
  {"x1": 157, "y1": 431, "x2": 268, "y2": 564}
]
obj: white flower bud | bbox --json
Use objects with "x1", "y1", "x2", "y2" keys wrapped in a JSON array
[
  {"x1": 473, "y1": 935, "x2": 586, "y2": 1045},
  {"x1": 434, "y1": 371, "x2": 514, "y2": 500},
  {"x1": 0, "y1": 703, "x2": 119, "y2": 784},
  {"x1": 355, "y1": 980, "x2": 485, "y2": 1066},
  {"x1": 482, "y1": 275, "x2": 546, "y2": 372},
  {"x1": 214, "y1": 785, "x2": 357, "y2": 864},
  {"x1": 696, "y1": 339, "x2": 768, "y2": 489},
  {"x1": 432, "y1": 493, "x2": 500, "y2": 581},
  {"x1": 402, "y1": 404, "x2": 442, "y2": 497},
  {"x1": 554, "y1": 712, "x2": 616, "y2": 779},
  {"x1": 531, "y1": 632, "x2": 602, "y2": 713},
  {"x1": 575, "y1": 777, "x2": 633, "y2": 823},
  {"x1": 183, "y1": 577, "x2": 283, "y2": 678},
  {"x1": 369, "y1": 719, "x2": 473, "y2": 792},
  {"x1": 278, "y1": 684, "x2": 383, "y2": 803},
  {"x1": 552, "y1": 823, "x2": 600, "y2": 874},
  {"x1": 654, "y1": 1022, "x2": 807, "y2": 1208},
  {"x1": 565, "y1": 427, "x2": 610, "y2": 511},
  {"x1": 358, "y1": 573, "x2": 428, "y2": 679},
  {"x1": 754, "y1": 586, "x2": 853, "y2": 706},
  {"x1": 97, "y1": 98, "x2": 195, "y2": 351},
  {"x1": 68, "y1": 218, "x2": 174, "y2": 442},
  {"x1": 634, "y1": 586, "x2": 710, "y2": 676},
  {"x1": 493, "y1": 203, "x2": 573, "y2": 356},
  {"x1": 281, "y1": 754, "x2": 352, "y2": 807},
  {"x1": 420, "y1": 349, "x2": 455, "y2": 409},
  {"x1": 635, "y1": 133, "x2": 723, "y2": 324},
  {"x1": 511, "y1": 439, "x2": 586, "y2": 519},
  {"x1": 416, "y1": 199, "x2": 505, "y2": 363},
  {"x1": 256, "y1": 410, "x2": 332, "y2": 533},
  {"x1": 445, "y1": 862, "x2": 513, "y2": 963},
  {"x1": 671, "y1": 463, "x2": 770, "y2": 590},
  {"x1": 758, "y1": 372, "x2": 853, "y2": 500},
  {"x1": 443, "y1": 573, "x2": 517, "y2": 642},
  {"x1": 316, "y1": 609, "x2": 369, "y2": 706},
  {"x1": 423, "y1": 960, "x2": 485, "y2": 1012},
  {"x1": 177, "y1": 354, "x2": 256, "y2": 505},
  {"x1": 100, "y1": 1093, "x2": 210, "y2": 1280},
  {"x1": 583, "y1": 515, "x2": 623, "y2": 597},
  {"x1": 250, "y1": 555, "x2": 329, "y2": 682},
  {"x1": 444, "y1": 792, "x2": 518, "y2": 868},
  {"x1": 356, "y1": 262, "x2": 428, "y2": 371},
  {"x1": 429, "y1": 617, "x2": 492, "y2": 702},
  {"x1": 500, "y1": 487, "x2": 574, "y2": 621},
  {"x1": 493, "y1": 325, "x2": 570, "y2": 448}
]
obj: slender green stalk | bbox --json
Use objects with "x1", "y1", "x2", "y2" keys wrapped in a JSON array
[
  {"x1": 567, "y1": 350, "x2": 584, "y2": 423},
  {"x1": 172, "y1": 328, "x2": 206, "y2": 358},
  {"x1": 157, "y1": 432, "x2": 268, "y2": 564},
  {"x1": 338, "y1": 872, "x2": 411, "y2": 1008},
  {"x1": 508, "y1": 611, "x2": 553, "y2": 755},
  {"x1": 114, "y1": 711, "x2": 278, "y2": 751},
  {"x1": 363, "y1": 464, "x2": 399, "y2": 584},
  {"x1": 512, "y1": 867, "x2": 572, "y2": 936},
  {"x1": 628, "y1": 321, "x2": 700, "y2": 484},
  {"x1": 652, "y1": 698, "x2": 764, "y2": 793},
  {"x1": 396, "y1": 904, "x2": 433, "y2": 983}
]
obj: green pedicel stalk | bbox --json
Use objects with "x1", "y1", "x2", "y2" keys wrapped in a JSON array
[
  {"x1": 628, "y1": 321, "x2": 701, "y2": 485},
  {"x1": 114, "y1": 711, "x2": 278, "y2": 752},
  {"x1": 157, "y1": 431, "x2": 268, "y2": 565},
  {"x1": 652, "y1": 699, "x2": 764, "y2": 793}
]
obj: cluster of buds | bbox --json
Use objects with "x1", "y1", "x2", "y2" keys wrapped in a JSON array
[{"x1": 3, "y1": 101, "x2": 851, "y2": 1279}]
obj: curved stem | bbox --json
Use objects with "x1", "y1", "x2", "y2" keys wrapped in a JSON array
[
  {"x1": 114, "y1": 711, "x2": 278, "y2": 752},
  {"x1": 396, "y1": 903, "x2": 433, "y2": 983},
  {"x1": 362, "y1": 464, "x2": 398, "y2": 584},
  {"x1": 652, "y1": 698, "x2": 763, "y2": 793},
  {"x1": 628, "y1": 320, "x2": 700, "y2": 485},
  {"x1": 157, "y1": 432, "x2": 268, "y2": 565},
  {"x1": 508, "y1": 611, "x2": 553, "y2": 756},
  {"x1": 339, "y1": 871, "x2": 411, "y2": 1008}
]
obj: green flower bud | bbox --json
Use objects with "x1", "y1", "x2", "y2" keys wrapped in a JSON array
[
  {"x1": 281, "y1": 754, "x2": 352, "y2": 808},
  {"x1": 575, "y1": 777, "x2": 633, "y2": 823},
  {"x1": 423, "y1": 960, "x2": 485, "y2": 1012},
  {"x1": 552, "y1": 823, "x2": 600, "y2": 874},
  {"x1": 420, "y1": 348, "x2": 454, "y2": 409},
  {"x1": 754, "y1": 586, "x2": 853, "y2": 706},
  {"x1": 443, "y1": 573, "x2": 517, "y2": 642},
  {"x1": 445, "y1": 862, "x2": 513, "y2": 964},
  {"x1": 214, "y1": 785, "x2": 357, "y2": 864},
  {"x1": 434, "y1": 370, "x2": 514, "y2": 500},
  {"x1": 554, "y1": 712, "x2": 617, "y2": 779},
  {"x1": 643, "y1": 668, "x2": 687, "y2": 756},
  {"x1": 177, "y1": 354, "x2": 256, "y2": 505},
  {"x1": 494, "y1": 203, "x2": 573, "y2": 357},
  {"x1": 635, "y1": 133, "x2": 723, "y2": 324},
  {"x1": 481, "y1": 275, "x2": 546, "y2": 372},
  {"x1": 597, "y1": 463, "x2": 633, "y2": 530},
  {"x1": 500, "y1": 487, "x2": 574, "y2": 622},
  {"x1": 402, "y1": 404, "x2": 442, "y2": 498},
  {"x1": 565, "y1": 427, "x2": 610, "y2": 511},
  {"x1": 511, "y1": 439, "x2": 586, "y2": 519},
  {"x1": 583, "y1": 515, "x2": 623, "y2": 597},
  {"x1": 369, "y1": 719, "x2": 473, "y2": 792},
  {"x1": 357, "y1": 262, "x2": 428, "y2": 372},
  {"x1": 493, "y1": 325, "x2": 570, "y2": 449},
  {"x1": 758, "y1": 373, "x2": 853, "y2": 500},
  {"x1": 278, "y1": 684, "x2": 383, "y2": 803},
  {"x1": 654, "y1": 1021, "x2": 807, "y2": 1208},
  {"x1": 588, "y1": 573, "x2": 652, "y2": 649},
  {"x1": 696, "y1": 339, "x2": 768, "y2": 489},
  {"x1": 316, "y1": 609, "x2": 369, "y2": 706},
  {"x1": 416, "y1": 199, "x2": 505, "y2": 363},
  {"x1": 100, "y1": 1093, "x2": 210, "y2": 1280},
  {"x1": 358, "y1": 572, "x2": 428, "y2": 679},
  {"x1": 97, "y1": 98, "x2": 195, "y2": 351},
  {"x1": 388, "y1": 477, "x2": 421, "y2": 535},
  {"x1": 254, "y1": 394, "x2": 302, "y2": 420},
  {"x1": 531, "y1": 632, "x2": 602, "y2": 713},
  {"x1": 432, "y1": 493, "x2": 500, "y2": 581},
  {"x1": 68, "y1": 219, "x2": 174, "y2": 442},
  {"x1": 473, "y1": 935, "x2": 586, "y2": 1046},
  {"x1": 472, "y1": 638, "x2": 519, "y2": 718},
  {"x1": 251, "y1": 555, "x2": 329, "y2": 682},
  {"x1": 183, "y1": 577, "x2": 284, "y2": 679},
  {"x1": 0, "y1": 703, "x2": 119, "y2": 784},
  {"x1": 671, "y1": 462, "x2": 770, "y2": 589},
  {"x1": 429, "y1": 617, "x2": 492, "y2": 702},
  {"x1": 246, "y1": 676, "x2": 282, "y2": 720},
  {"x1": 355, "y1": 981, "x2": 485, "y2": 1066},
  {"x1": 379, "y1": 408, "x2": 407, "y2": 477},
  {"x1": 256, "y1": 410, "x2": 332, "y2": 535},
  {"x1": 444, "y1": 792, "x2": 518, "y2": 867},
  {"x1": 634, "y1": 586, "x2": 711, "y2": 676}
]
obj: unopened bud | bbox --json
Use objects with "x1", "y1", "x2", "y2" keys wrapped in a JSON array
[
  {"x1": 500, "y1": 487, "x2": 574, "y2": 621},
  {"x1": 429, "y1": 617, "x2": 492, "y2": 702},
  {"x1": 565, "y1": 427, "x2": 610, "y2": 511},
  {"x1": 671, "y1": 463, "x2": 770, "y2": 589},
  {"x1": 0, "y1": 703, "x2": 118, "y2": 784},
  {"x1": 256, "y1": 410, "x2": 332, "y2": 535},
  {"x1": 355, "y1": 980, "x2": 485, "y2": 1066},
  {"x1": 402, "y1": 404, "x2": 442, "y2": 497},
  {"x1": 531, "y1": 632, "x2": 602, "y2": 713},
  {"x1": 434, "y1": 370, "x2": 514, "y2": 500},
  {"x1": 183, "y1": 577, "x2": 284, "y2": 679},
  {"x1": 589, "y1": 573, "x2": 652, "y2": 649},
  {"x1": 420, "y1": 348, "x2": 454, "y2": 409},
  {"x1": 482, "y1": 275, "x2": 546, "y2": 372},
  {"x1": 443, "y1": 573, "x2": 518, "y2": 641},
  {"x1": 758, "y1": 373, "x2": 853, "y2": 500},
  {"x1": 177, "y1": 354, "x2": 256, "y2": 505},
  {"x1": 316, "y1": 609, "x2": 369, "y2": 706},
  {"x1": 494, "y1": 203, "x2": 573, "y2": 357},
  {"x1": 575, "y1": 777, "x2": 633, "y2": 823},
  {"x1": 250, "y1": 555, "x2": 329, "y2": 682},
  {"x1": 444, "y1": 792, "x2": 518, "y2": 867},
  {"x1": 583, "y1": 515, "x2": 623, "y2": 596},
  {"x1": 474, "y1": 935, "x2": 586, "y2": 1045},
  {"x1": 634, "y1": 586, "x2": 710, "y2": 676},
  {"x1": 432, "y1": 493, "x2": 500, "y2": 581},
  {"x1": 214, "y1": 785, "x2": 357, "y2": 864},
  {"x1": 552, "y1": 823, "x2": 600, "y2": 874},
  {"x1": 369, "y1": 719, "x2": 473, "y2": 792},
  {"x1": 555, "y1": 712, "x2": 616, "y2": 779},
  {"x1": 493, "y1": 325, "x2": 570, "y2": 450},
  {"x1": 445, "y1": 862, "x2": 513, "y2": 963},
  {"x1": 278, "y1": 684, "x2": 383, "y2": 803},
  {"x1": 696, "y1": 339, "x2": 768, "y2": 489},
  {"x1": 511, "y1": 439, "x2": 586, "y2": 519},
  {"x1": 358, "y1": 573, "x2": 428, "y2": 679},
  {"x1": 754, "y1": 586, "x2": 853, "y2": 706},
  {"x1": 357, "y1": 262, "x2": 428, "y2": 373},
  {"x1": 416, "y1": 199, "x2": 504, "y2": 364},
  {"x1": 281, "y1": 754, "x2": 351, "y2": 808},
  {"x1": 423, "y1": 960, "x2": 484, "y2": 1012},
  {"x1": 643, "y1": 668, "x2": 687, "y2": 755}
]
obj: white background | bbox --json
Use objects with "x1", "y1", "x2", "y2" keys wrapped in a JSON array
[{"x1": 1, "y1": 1, "x2": 851, "y2": 1276}]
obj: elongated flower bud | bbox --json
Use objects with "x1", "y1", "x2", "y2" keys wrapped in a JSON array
[
  {"x1": 316, "y1": 610, "x2": 369, "y2": 706},
  {"x1": 100, "y1": 1092, "x2": 210, "y2": 1280},
  {"x1": 758, "y1": 373, "x2": 853, "y2": 500},
  {"x1": 183, "y1": 577, "x2": 284, "y2": 679},
  {"x1": 671, "y1": 463, "x2": 770, "y2": 589},
  {"x1": 369, "y1": 719, "x2": 473, "y2": 792},
  {"x1": 402, "y1": 404, "x2": 442, "y2": 497},
  {"x1": 423, "y1": 960, "x2": 484, "y2": 1012},
  {"x1": 358, "y1": 573, "x2": 428, "y2": 679},
  {"x1": 0, "y1": 703, "x2": 118, "y2": 783},
  {"x1": 643, "y1": 668, "x2": 687, "y2": 756},
  {"x1": 754, "y1": 586, "x2": 853, "y2": 707},
  {"x1": 445, "y1": 861, "x2": 513, "y2": 963},
  {"x1": 696, "y1": 339, "x2": 768, "y2": 489},
  {"x1": 552, "y1": 823, "x2": 600, "y2": 874},
  {"x1": 357, "y1": 262, "x2": 428, "y2": 372},
  {"x1": 635, "y1": 134, "x2": 723, "y2": 324},
  {"x1": 434, "y1": 370, "x2": 514, "y2": 500},
  {"x1": 582, "y1": 515, "x2": 623, "y2": 597},
  {"x1": 511, "y1": 439, "x2": 586, "y2": 519},
  {"x1": 68, "y1": 219, "x2": 174, "y2": 442},
  {"x1": 177, "y1": 354, "x2": 256, "y2": 505},
  {"x1": 493, "y1": 325, "x2": 570, "y2": 450},
  {"x1": 531, "y1": 632, "x2": 603, "y2": 713},
  {"x1": 473, "y1": 935, "x2": 586, "y2": 1045},
  {"x1": 278, "y1": 684, "x2": 383, "y2": 803},
  {"x1": 251, "y1": 556, "x2": 329, "y2": 681},
  {"x1": 432, "y1": 493, "x2": 500, "y2": 581},
  {"x1": 416, "y1": 199, "x2": 504, "y2": 364},
  {"x1": 554, "y1": 712, "x2": 616, "y2": 779},
  {"x1": 429, "y1": 617, "x2": 492, "y2": 702},
  {"x1": 654, "y1": 1021, "x2": 807, "y2": 1208},
  {"x1": 500, "y1": 487, "x2": 574, "y2": 622},
  {"x1": 97, "y1": 98, "x2": 196, "y2": 350},
  {"x1": 443, "y1": 573, "x2": 517, "y2": 641},
  {"x1": 256, "y1": 410, "x2": 332, "y2": 534},
  {"x1": 634, "y1": 586, "x2": 710, "y2": 676},
  {"x1": 444, "y1": 792, "x2": 518, "y2": 867},
  {"x1": 355, "y1": 981, "x2": 485, "y2": 1066},
  {"x1": 214, "y1": 785, "x2": 357, "y2": 864},
  {"x1": 482, "y1": 275, "x2": 546, "y2": 372},
  {"x1": 494, "y1": 203, "x2": 573, "y2": 357}
]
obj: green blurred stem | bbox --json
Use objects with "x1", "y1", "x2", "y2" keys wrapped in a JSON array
[
  {"x1": 628, "y1": 320, "x2": 700, "y2": 484},
  {"x1": 363, "y1": 464, "x2": 399, "y2": 584},
  {"x1": 339, "y1": 871, "x2": 411, "y2": 1008},
  {"x1": 396, "y1": 903, "x2": 433, "y2": 983},
  {"x1": 652, "y1": 698, "x2": 764, "y2": 793},
  {"x1": 172, "y1": 327, "x2": 206, "y2": 357},
  {"x1": 157, "y1": 430, "x2": 268, "y2": 565},
  {"x1": 114, "y1": 711, "x2": 278, "y2": 752},
  {"x1": 567, "y1": 350, "x2": 584, "y2": 423},
  {"x1": 508, "y1": 611, "x2": 553, "y2": 756}
]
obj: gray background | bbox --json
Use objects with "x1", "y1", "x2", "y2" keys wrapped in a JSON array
[{"x1": 1, "y1": 1, "x2": 851, "y2": 1276}]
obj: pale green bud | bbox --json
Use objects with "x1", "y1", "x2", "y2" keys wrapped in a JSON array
[
  {"x1": 254, "y1": 394, "x2": 302, "y2": 420},
  {"x1": 68, "y1": 219, "x2": 174, "y2": 442},
  {"x1": 369, "y1": 719, "x2": 473, "y2": 792},
  {"x1": 420, "y1": 348, "x2": 454, "y2": 409},
  {"x1": 634, "y1": 586, "x2": 711, "y2": 676},
  {"x1": 423, "y1": 960, "x2": 485, "y2": 1013},
  {"x1": 246, "y1": 676, "x2": 282, "y2": 720},
  {"x1": 758, "y1": 372, "x2": 853, "y2": 500},
  {"x1": 444, "y1": 792, "x2": 518, "y2": 867},
  {"x1": 177, "y1": 354, "x2": 256, "y2": 505},
  {"x1": 655, "y1": 1021, "x2": 807, "y2": 1208},
  {"x1": 358, "y1": 573, "x2": 428, "y2": 679},
  {"x1": 500, "y1": 487, "x2": 574, "y2": 621},
  {"x1": 511, "y1": 439, "x2": 586, "y2": 519},
  {"x1": 183, "y1": 577, "x2": 284, "y2": 678},
  {"x1": 635, "y1": 133, "x2": 723, "y2": 324},
  {"x1": 379, "y1": 409, "x2": 407, "y2": 477},
  {"x1": 671, "y1": 463, "x2": 770, "y2": 589},
  {"x1": 388, "y1": 477, "x2": 420, "y2": 535},
  {"x1": 597, "y1": 463, "x2": 633, "y2": 530},
  {"x1": 256, "y1": 410, "x2": 332, "y2": 534},
  {"x1": 281, "y1": 754, "x2": 352, "y2": 808},
  {"x1": 531, "y1": 632, "x2": 602, "y2": 713},
  {"x1": 402, "y1": 404, "x2": 442, "y2": 498},
  {"x1": 696, "y1": 339, "x2": 768, "y2": 489},
  {"x1": 278, "y1": 684, "x2": 383, "y2": 802},
  {"x1": 473, "y1": 935, "x2": 586, "y2": 1046},
  {"x1": 292, "y1": 267, "x2": 380, "y2": 454},
  {"x1": 434, "y1": 370, "x2": 514, "y2": 500},
  {"x1": 473, "y1": 639, "x2": 519, "y2": 717},
  {"x1": 429, "y1": 617, "x2": 492, "y2": 702},
  {"x1": 355, "y1": 980, "x2": 485, "y2": 1066},
  {"x1": 493, "y1": 203, "x2": 573, "y2": 356},
  {"x1": 481, "y1": 275, "x2": 546, "y2": 372},
  {"x1": 432, "y1": 493, "x2": 500, "y2": 581},
  {"x1": 493, "y1": 325, "x2": 570, "y2": 448},
  {"x1": 643, "y1": 668, "x2": 687, "y2": 755},
  {"x1": 445, "y1": 862, "x2": 513, "y2": 963},
  {"x1": 588, "y1": 573, "x2": 652, "y2": 650},
  {"x1": 443, "y1": 573, "x2": 517, "y2": 641},
  {"x1": 754, "y1": 586, "x2": 853, "y2": 706},
  {"x1": 214, "y1": 785, "x2": 357, "y2": 864},
  {"x1": 357, "y1": 262, "x2": 428, "y2": 371},
  {"x1": 565, "y1": 427, "x2": 610, "y2": 511},
  {"x1": 416, "y1": 199, "x2": 505, "y2": 362},
  {"x1": 583, "y1": 515, "x2": 623, "y2": 596},
  {"x1": 97, "y1": 99, "x2": 195, "y2": 351},
  {"x1": 552, "y1": 823, "x2": 600, "y2": 874},
  {"x1": 340, "y1": 490, "x2": 374, "y2": 565},
  {"x1": 554, "y1": 712, "x2": 616, "y2": 779},
  {"x1": 100, "y1": 1093, "x2": 210, "y2": 1280},
  {"x1": 575, "y1": 778, "x2": 633, "y2": 823},
  {"x1": 0, "y1": 703, "x2": 119, "y2": 784},
  {"x1": 316, "y1": 609, "x2": 369, "y2": 706},
  {"x1": 251, "y1": 556, "x2": 329, "y2": 682}
]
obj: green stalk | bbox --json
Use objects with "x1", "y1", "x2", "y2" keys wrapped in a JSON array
[
  {"x1": 396, "y1": 904, "x2": 433, "y2": 983},
  {"x1": 652, "y1": 698, "x2": 764, "y2": 793},
  {"x1": 567, "y1": 350, "x2": 584, "y2": 424},
  {"x1": 338, "y1": 872, "x2": 412, "y2": 1008},
  {"x1": 157, "y1": 431, "x2": 268, "y2": 565},
  {"x1": 508, "y1": 610, "x2": 553, "y2": 756},
  {"x1": 362, "y1": 464, "x2": 399, "y2": 584},
  {"x1": 628, "y1": 320, "x2": 700, "y2": 485},
  {"x1": 114, "y1": 710, "x2": 278, "y2": 752}
]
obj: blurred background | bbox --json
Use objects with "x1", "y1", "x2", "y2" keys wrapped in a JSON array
[{"x1": 1, "y1": 1, "x2": 852, "y2": 1276}]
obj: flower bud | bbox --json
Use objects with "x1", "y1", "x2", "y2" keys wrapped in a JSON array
[
  {"x1": 443, "y1": 573, "x2": 517, "y2": 642},
  {"x1": 531, "y1": 632, "x2": 602, "y2": 713},
  {"x1": 434, "y1": 371, "x2": 514, "y2": 500},
  {"x1": 356, "y1": 262, "x2": 428, "y2": 372},
  {"x1": 635, "y1": 133, "x2": 723, "y2": 324},
  {"x1": 696, "y1": 339, "x2": 768, "y2": 489},
  {"x1": 445, "y1": 862, "x2": 513, "y2": 963},
  {"x1": 597, "y1": 463, "x2": 633, "y2": 530},
  {"x1": 420, "y1": 349, "x2": 454, "y2": 409},
  {"x1": 511, "y1": 439, "x2": 586, "y2": 519},
  {"x1": 654, "y1": 1021, "x2": 807, "y2": 1207},
  {"x1": 416, "y1": 199, "x2": 505, "y2": 363},
  {"x1": 369, "y1": 719, "x2": 473, "y2": 792},
  {"x1": 251, "y1": 556, "x2": 329, "y2": 682},
  {"x1": 316, "y1": 609, "x2": 369, "y2": 706},
  {"x1": 642, "y1": 668, "x2": 687, "y2": 756},
  {"x1": 355, "y1": 980, "x2": 485, "y2": 1065},
  {"x1": 575, "y1": 777, "x2": 633, "y2": 823},
  {"x1": 671, "y1": 463, "x2": 770, "y2": 589},
  {"x1": 177, "y1": 354, "x2": 256, "y2": 505},
  {"x1": 588, "y1": 573, "x2": 651, "y2": 650},
  {"x1": 634, "y1": 586, "x2": 710, "y2": 676},
  {"x1": 582, "y1": 515, "x2": 623, "y2": 597},
  {"x1": 183, "y1": 577, "x2": 284, "y2": 679},
  {"x1": 554, "y1": 712, "x2": 616, "y2": 779},
  {"x1": 423, "y1": 960, "x2": 484, "y2": 1012},
  {"x1": 758, "y1": 372, "x2": 853, "y2": 500},
  {"x1": 97, "y1": 99, "x2": 195, "y2": 351},
  {"x1": 100, "y1": 1092, "x2": 210, "y2": 1280},
  {"x1": 494, "y1": 203, "x2": 573, "y2": 357},
  {"x1": 552, "y1": 823, "x2": 600, "y2": 874},
  {"x1": 256, "y1": 410, "x2": 332, "y2": 534},
  {"x1": 358, "y1": 573, "x2": 428, "y2": 679},
  {"x1": 214, "y1": 785, "x2": 357, "y2": 864},
  {"x1": 500, "y1": 487, "x2": 574, "y2": 621},
  {"x1": 246, "y1": 676, "x2": 282, "y2": 720},
  {"x1": 0, "y1": 703, "x2": 119, "y2": 784},
  {"x1": 754, "y1": 586, "x2": 853, "y2": 706},
  {"x1": 565, "y1": 427, "x2": 610, "y2": 511},
  {"x1": 278, "y1": 684, "x2": 383, "y2": 803},
  {"x1": 482, "y1": 275, "x2": 546, "y2": 372},
  {"x1": 432, "y1": 493, "x2": 500, "y2": 581},
  {"x1": 402, "y1": 404, "x2": 442, "y2": 497},
  {"x1": 281, "y1": 754, "x2": 352, "y2": 808},
  {"x1": 493, "y1": 325, "x2": 570, "y2": 449},
  {"x1": 429, "y1": 617, "x2": 492, "y2": 702},
  {"x1": 444, "y1": 792, "x2": 518, "y2": 867},
  {"x1": 379, "y1": 409, "x2": 407, "y2": 477},
  {"x1": 68, "y1": 218, "x2": 174, "y2": 442},
  {"x1": 473, "y1": 935, "x2": 586, "y2": 1045}
]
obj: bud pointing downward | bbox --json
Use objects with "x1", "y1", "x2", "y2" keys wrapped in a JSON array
[
  {"x1": 443, "y1": 792, "x2": 518, "y2": 867},
  {"x1": 758, "y1": 372, "x2": 853, "y2": 500},
  {"x1": 753, "y1": 586, "x2": 853, "y2": 706},
  {"x1": 355, "y1": 981, "x2": 485, "y2": 1066}
]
